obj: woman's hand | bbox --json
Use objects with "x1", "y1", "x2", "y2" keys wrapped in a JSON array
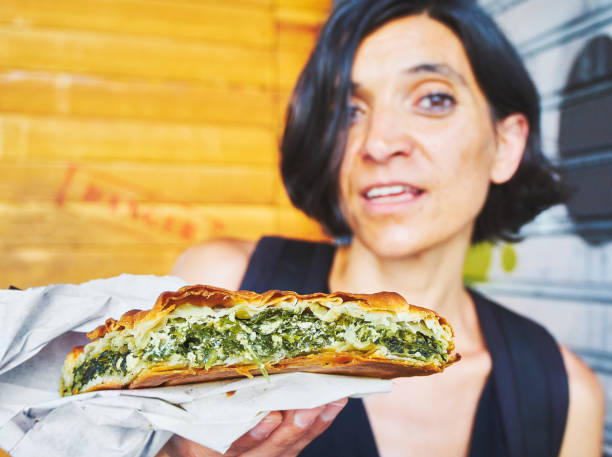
[{"x1": 157, "y1": 398, "x2": 348, "y2": 457}]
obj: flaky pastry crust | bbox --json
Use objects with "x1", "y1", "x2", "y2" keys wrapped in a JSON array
[{"x1": 85, "y1": 285, "x2": 450, "y2": 341}]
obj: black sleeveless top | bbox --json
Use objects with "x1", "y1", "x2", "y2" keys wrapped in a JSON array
[{"x1": 239, "y1": 237, "x2": 569, "y2": 457}]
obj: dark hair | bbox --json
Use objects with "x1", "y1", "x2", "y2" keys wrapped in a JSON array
[{"x1": 280, "y1": 0, "x2": 566, "y2": 244}]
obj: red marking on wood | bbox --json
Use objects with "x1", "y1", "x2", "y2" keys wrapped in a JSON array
[
  {"x1": 83, "y1": 184, "x2": 104, "y2": 202},
  {"x1": 213, "y1": 219, "x2": 225, "y2": 231},
  {"x1": 180, "y1": 222, "x2": 196, "y2": 240},
  {"x1": 129, "y1": 200, "x2": 139, "y2": 218},
  {"x1": 55, "y1": 165, "x2": 78, "y2": 206},
  {"x1": 163, "y1": 217, "x2": 175, "y2": 231},
  {"x1": 53, "y1": 164, "x2": 203, "y2": 241},
  {"x1": 109, "y1": 193, "x2": 120, "y2": 212},
  {"x1": 142, "y1": 212, "x2": 156, "y2": 226},
  {"x1": 276, "y1": 21, "x2": 320, "y2": 34},
  {"x1": 85, "y1": 168, "x2": 158, "y2": 200}
]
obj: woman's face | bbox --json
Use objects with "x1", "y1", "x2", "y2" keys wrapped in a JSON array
[{"x1": 339, "y1": 14, "x2": 507, "y2": 258}]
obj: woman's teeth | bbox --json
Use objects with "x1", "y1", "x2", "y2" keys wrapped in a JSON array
[{"x1": 365, "y1": 185, "x2": 422, "y2": 199}]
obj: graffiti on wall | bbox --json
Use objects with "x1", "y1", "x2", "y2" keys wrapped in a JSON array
[
  {"x1": 54, "y1": 164, "x2": 207, "y2": 241},
  {"x1": 559, "y1": 35, "x2": 612, "y2": 246}
]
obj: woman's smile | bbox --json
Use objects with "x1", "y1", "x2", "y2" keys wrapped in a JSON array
[{"x1": 360, "y1": 182, "x2": 426, "y2": 215}]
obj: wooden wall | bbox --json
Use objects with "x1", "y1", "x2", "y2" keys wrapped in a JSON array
[{"x1": 0, "y1": 0, "x2": 331, "y2": 288}]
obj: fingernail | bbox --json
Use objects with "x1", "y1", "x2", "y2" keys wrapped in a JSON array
[
  {"x1": 249, "y1": 415, "x2": 281, "y2": 439},
  {"x1": 294, "y1": 409, "x2": 319, "y2": 428},
  {"x1": 320, "y1": 400, "x2": 347, "y2": 422}
]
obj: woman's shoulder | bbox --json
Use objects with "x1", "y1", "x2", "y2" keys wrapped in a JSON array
[
  {"x1": 560, "y1": 345, "x2": 603, "y2": 395},
  {"x1": 171, "y1": 238, "x2": 257, "y2": 290},
  {"x1": 558, "y1": 345, "x2": 605, "y2": 457}
]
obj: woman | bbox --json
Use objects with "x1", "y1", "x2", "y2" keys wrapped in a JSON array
[{"x1": 160, "y1": 0, "x2": 604, "y2": 456}]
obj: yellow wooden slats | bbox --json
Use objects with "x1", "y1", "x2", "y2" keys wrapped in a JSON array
[
  {"x1": 0, "y1": 115, "x2": 276, "y2": 165},
  {"x1": 1, "y1": 202, "x2": 280, "y2": 246},
  {"x1": 0, "y1": 162, "x2": 280, "y2": 205},
  {"x1": 2, "y1": 206, "x2": 325, "y2": 289},
  {"x1": 0, "y1": 0, "x2": 275, "y2": 48},
  {"x1": 2, "y1": 0, "x2": 332, "y2": 287},
  {"x1": 2, "y1": 244, "x2": 186, "y2": 289},
  {"x1": 0, "y1": 71, "x2": 275, "y2": 126},
  {"x1": 278, "y1": 48, "x2": 316, "y2": 90},
  {"x1": 276, "y1": 182, "x2": 296, "y2": 207},
  {"x1": 0, "y1": 28, "x2": 275, "y2": 88},
  {"x1": 276, "y1": 0, "x2": 330, "y2": 26},
  {"x1": 0, "y1": 27, "x2": 312, "y2": 89},
  {"x1": 277, "y1": 207, "x2": 329, "y2": 241},
  {"x1": 277, "y1": 21, "x2": 320, "y2": 52},
  {"x1": 276, "y1": 0, "x2": 330, "y2": 10},
  {"x1": 2, "y1": 203, "x2": 325, "y2": 250}
]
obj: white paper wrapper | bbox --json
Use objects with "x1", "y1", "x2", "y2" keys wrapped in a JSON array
[{"x1": 0, "y1": 275, "x2": 392, "y2": 457}]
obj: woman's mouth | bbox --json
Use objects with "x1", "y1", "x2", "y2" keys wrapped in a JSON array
[
  {"x1": 363, "y1": 184, "x2": 424, "y2": 201},
  {"x1": 359, "y1": 183, "x2": 425, "y2": 214}
]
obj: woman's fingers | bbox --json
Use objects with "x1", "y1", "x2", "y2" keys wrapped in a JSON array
[
  {"x1": 239, "y1": 405, "x2": 325, "y2": 457},
  {"x1": 156, "y1": 412, "x2": 283, "y2": 457},
  {"x1": 249, "y1": 412, "x2": 284, "y2": 439},
  {"x1": 242, "y1": 398, "x2": 349, "y2": 457},
  {"x1": 156, "y1": 399, "x2": 348, "y2": 457},
  {"x1": 290, "y1": 398, "x2": 348, "y2": 452},
  {"x1": 224, "y1": 412, "x2": 283, "y2": 456},
  {"x1": 291, "y1": 405, "x2": 328, "y2": 429},
  {"x1": 319, "y1": 397, "x2": 349, "y2": 423}
]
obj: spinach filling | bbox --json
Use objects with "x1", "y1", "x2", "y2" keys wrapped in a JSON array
[
  {"x1": 143, "y1": 308, "x2": 447, "y2": 366},
  {"x1": 69, "y1": 345, "x2": 131, "y2": 393},
  {"x1": 70, "y1": 308, "x2": 447, "y2": 391}
]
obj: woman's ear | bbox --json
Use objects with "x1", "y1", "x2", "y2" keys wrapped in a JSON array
[{"x1": 490, "y1": 113, "x2": 529, "y2": 184}]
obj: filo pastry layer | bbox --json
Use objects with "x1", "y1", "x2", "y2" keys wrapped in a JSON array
[{"x1": 60, "y1": 285, "x2": 460, "y2": 396}]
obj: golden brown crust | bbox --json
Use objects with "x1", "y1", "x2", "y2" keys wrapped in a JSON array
[
  {"x1": 75, "y1": 351, "x2": 461, "y2": 393},
  {"x1": 85, "y1": 285, "x2": 448, "y2": 341}
]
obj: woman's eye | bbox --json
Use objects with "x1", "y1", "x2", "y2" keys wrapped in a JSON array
[
  {"x1": 348, "y1": 104, "x2": 364, "y2": 123},
  {"x1": 415, "y1": 92, "x2": 456, "y2": 114}
]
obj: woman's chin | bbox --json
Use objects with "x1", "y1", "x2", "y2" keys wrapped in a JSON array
[
  {"x1": 354, "y1": 220, "x2": 473, "y2": 260},
  {"x1": 357, "y1": 228, "x2": 433, "y2": 259}
]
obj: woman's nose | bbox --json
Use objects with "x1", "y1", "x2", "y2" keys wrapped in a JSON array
[{"x1": 362, "y1": 109, "x2": 413, "y2": 163}]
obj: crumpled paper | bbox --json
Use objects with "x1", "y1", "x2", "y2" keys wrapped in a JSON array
[{"x1": 0, "y1": 274, "x2": 392, "y2": 456}]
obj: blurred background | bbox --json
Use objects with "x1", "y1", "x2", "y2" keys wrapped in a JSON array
[
  {"x1": 0, "y1": 0, "x2": 330, "y2": 288},
  {"x1": 0, "y1": 0, "x2": 610, "y2": 453}
]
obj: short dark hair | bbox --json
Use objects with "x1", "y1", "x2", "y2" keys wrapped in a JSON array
[{"x1": 280, "y1": 0, "x2": 566, "y2": 244}]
